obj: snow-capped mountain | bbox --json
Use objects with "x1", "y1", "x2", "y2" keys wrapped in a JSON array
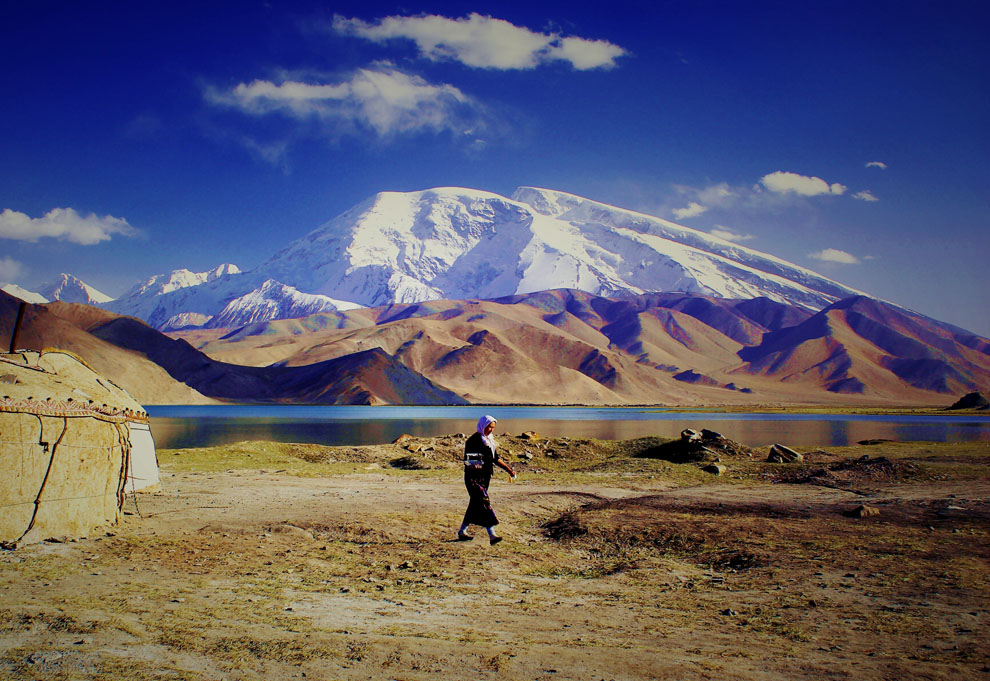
[
  {"x1": 39, "y1": 273, "x2": 112, "y2": 305},
  {"x1": 160, "y1": 312, "x2": 214, "y2": 332},
  {"x1": 0, "y1": 283, "x2": 48, "y2": 304},
  {"x1": 255, "y1": 186, "x2": 865, "y2": 311},
  {"x1": 122, "y1": 263, "x2": 241, "y2": 300},
  {"x1": 205, "y1": 280, "x2": 362, "y2": 329},
  {"x1": 105, "y1": 264, "x2": 247, "y2": 328},
  {"x1": 105, "y1": 186, "x2": 870, "y2": 330}
]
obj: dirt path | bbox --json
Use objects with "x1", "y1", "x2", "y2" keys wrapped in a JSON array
[{"x1": 2, "y1": 440, "x2": 988, "y2": 680}]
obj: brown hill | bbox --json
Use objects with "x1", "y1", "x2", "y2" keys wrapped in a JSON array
[
  {"x1": 85, "y1": 316, "x2": 466, "y2": 405},
  {"x1": 1, "y1": 291, "x2": 464, "y2": 406},
  {"x1": 0, "y1": 291, "x2": 212, "y2": 404},
  {"x1": 947, "y1": 392, "x2": 990, "y2": 410},
  {"x1": 171, "y1": 289, "x2": 990, "y2": 406},
  {"x1": 737, "y1": 296, "x2": 990, "y2": 398},
  {"x1": 6, "y1": 288, "x2": 988, "y2": 406}
]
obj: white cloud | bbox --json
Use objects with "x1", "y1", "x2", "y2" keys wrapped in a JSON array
[
  {"x1": 547, "y1": 35, "x2": 628, "y2": 70},
  {"x1": 760, "y1": 171, "x2": 846, "y2": 197},
  {"x1": 333, "y1": 13, "x2": 627, "y2": 70},
  {"x1": 663, "y1": 182, "x2": 741, "y2": 218},
  {"x1": 809, "y1": 248, "x2": 860, "y2": 264},
  {"x1": 853, "y1": 189, "x2": 879, "y2": 202},
  {"x1": 207, "y1": 64, "x2": 490, "y2": 139},
  {"x1": 866, "y1": 161, "x2": 888, "y2": 169},
  {"x1": 710, "y1": 226, "x2": 755, "y2": 242},
  {"x1": 0, "y1": 207, "x2": 137, "y2": 245},
  {"x1": 672, "y1": 202, "x2": 708, "y2": 219},
  {"x1": 0, "y1": 256, "x2": 25, "y2": 282}
]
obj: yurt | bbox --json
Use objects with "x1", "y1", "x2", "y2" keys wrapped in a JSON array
[{"x1": 0, "y1": 349, "x2": 160, "y2": 546}]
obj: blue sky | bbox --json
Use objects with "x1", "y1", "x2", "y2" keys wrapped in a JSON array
[{"x1": 2, "y1": 1, "x2": 988, "y2": 335}]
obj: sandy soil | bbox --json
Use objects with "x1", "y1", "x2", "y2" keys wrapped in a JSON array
[{"x1": 1, "y1": 436, "x2": 988, "y2": 680}]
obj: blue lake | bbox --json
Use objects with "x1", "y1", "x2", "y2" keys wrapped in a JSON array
[{"x1": 145, "y1": 405, "x2": 990, "y2": 450}]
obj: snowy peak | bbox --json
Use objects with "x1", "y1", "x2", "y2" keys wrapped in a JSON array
[
  {"x1": 510, "y1": 186, "x2": 863, "y2": 302},
  {"x1": 39, "y1": 273, "x2": 112, "y2": 304},
  {"x1": 106, "y1": 263, "x2": 247, "y2": 326},
  {"x1": 257, "y1": 187, "x2": 533, "y2": 305},
  {"x1": 103, "y1": 185, "x2": 875, "y2": 330},
  {"x1": 206, "y1": 279, "x2": 362, "y2": 329},
  {"x1": 0, "y1": 283, "x2": 48, "y2": 304},
  {"x1": 122, "y1": 263, "x2": 241, "y2": 299},
  {"x1": 255, "y1": 185, "x2": 864, "y2": 312},
  {"x1": 511, "y1": 186, "x2": 587, "y2": 217}
]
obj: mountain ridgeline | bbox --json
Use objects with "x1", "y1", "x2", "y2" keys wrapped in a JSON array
[
  {"x1": 5, "y1": 286, "x2": 987, "y2": 406},
  {"x1": 100, "y1": 186, "x2": 869, "y2": 331},
  {"x1": 3, "y1": 186, "x2": 986, "y2": 405}
]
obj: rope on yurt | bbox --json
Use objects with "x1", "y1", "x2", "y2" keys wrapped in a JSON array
[
  {"x1": 115, "y1": 421, "x2": 142, "y2": 518},
  {"x1": 18, "y1": 416, "x2": 69, "y2": 543}
]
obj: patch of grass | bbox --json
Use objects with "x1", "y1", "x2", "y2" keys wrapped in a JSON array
[
  {"x1": 206, "y1": 635, "x2": 337, "y2": 664},
  {"x1": 159, "y1": 440, "x2": 407, "y2": 475}
]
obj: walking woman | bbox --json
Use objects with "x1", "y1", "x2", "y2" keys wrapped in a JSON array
[{"x1": 458, "y1": 415, "x2": 515, "y2": 545}]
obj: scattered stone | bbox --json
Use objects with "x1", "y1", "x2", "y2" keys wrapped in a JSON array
[
  {"x1": 640, "y1": 428, "x2": 752, "y2": 463},
  {"x1": 767, "y1": 444, "x2": 803, "y2": 463},
  {"x1": 702, "y1": 463, "x2": 726, "y2": 476},
  {"x1": 720, "y1": 608, "x2": 738, "y2": 616},
  {"x1": 846, "y1": 504, "x2": 880, "y2": 518},
  {"x1": 404, "y1": 443, "x2": 424, "y2": 453},
  {"x1": 392, "y1": 434, "x2": 415, "y2": 444},
  {"x1": 520, "y1": 431, "x2": 541, "y2": 441},
  {"x1": 681, "y1": 428, "x2": 701, "y2": 443}
]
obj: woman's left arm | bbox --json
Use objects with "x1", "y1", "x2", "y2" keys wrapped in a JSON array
[{"x1": 495, "y1": 457, "x2": 515, "y2": 477}]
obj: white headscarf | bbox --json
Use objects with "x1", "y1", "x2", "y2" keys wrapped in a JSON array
[{"x1": 477, "y1": 414, "x2": 497, "y2": 453}]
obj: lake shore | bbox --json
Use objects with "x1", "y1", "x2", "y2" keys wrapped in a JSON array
[
  {"x1": 145, "y1": 404, "x2": 990, "y2": 451},
  {"x1": 2, "y1": 435, "x2": 988, "y2": 680}
]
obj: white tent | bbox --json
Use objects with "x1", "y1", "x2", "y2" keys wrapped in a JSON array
[{"x1": 125, "y1": 421, "x2": 160, "y2": 494}]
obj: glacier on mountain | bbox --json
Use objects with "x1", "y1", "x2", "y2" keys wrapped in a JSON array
[
  {"x1": 206, "y1": 280, "x2": 362, "y2": 329},
  {"x1": 254, "y1": 186, "x2": 864, "y2": 310}
]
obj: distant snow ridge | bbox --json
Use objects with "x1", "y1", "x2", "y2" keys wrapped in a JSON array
[
  {"x1": 206, "y1": 280, "x2": 361, "y2": 328},
  {"x1": 1, "y1": 283, "x2": 48, "y2": 304},
  {"x1": 122, "y1": 263, "x2": 241, "y2": 299},
  {"x1": 105, "y1": 264, "x2": 250, "y2": 328},
  {"x1": 160, "y1": 312, "x2": 214, "y2": 332},
  {"x1": 40, "y1": 273, "x2": 112, "y2": 305},
  {"x1": 255, "y1": 186, "x2": 865, "y2": 310}
]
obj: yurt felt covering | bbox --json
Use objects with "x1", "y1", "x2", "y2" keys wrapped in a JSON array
[{"x1": 1, "y1": 350, "x2": 150, "y2": 546}]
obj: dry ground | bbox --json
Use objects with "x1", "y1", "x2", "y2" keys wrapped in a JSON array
[{"x1": 1, "y1": 434, "x2": 989, "y2": 681}]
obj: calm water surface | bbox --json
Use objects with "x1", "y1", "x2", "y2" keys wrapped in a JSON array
[{"x1": 146, "y1": 405, "x2": 990, "y2": 450}]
